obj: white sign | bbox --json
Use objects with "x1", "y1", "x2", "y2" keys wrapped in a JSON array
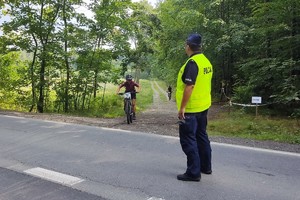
[{"x1": 252, "y1": 96, "x2": 262, "y2": 104}]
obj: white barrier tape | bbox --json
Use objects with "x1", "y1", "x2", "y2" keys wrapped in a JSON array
[
  {"x1": 230, "y1": 101, "x2": 269, "y2": 107},
  {"x1": 221, "y1": 89, "x2": 271, "y2": 107}
]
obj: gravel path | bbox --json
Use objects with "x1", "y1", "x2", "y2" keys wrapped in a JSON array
[{"x1": 0, "y1": 81, "x2": 299, "y2": 153}]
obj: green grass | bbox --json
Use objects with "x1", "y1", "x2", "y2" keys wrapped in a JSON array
[
  {"x1": 135, "y1": 79, "x2": 153, "y2": 111},
  {"x1": 34, "y1": 80, "x2": 154, "y2": 118},
  {"x1": 208, "y1": 110, "x2": 300, "y2": 144},
  {"x1": 100, "y1": 79, "x2": 153, "y2": 118}
]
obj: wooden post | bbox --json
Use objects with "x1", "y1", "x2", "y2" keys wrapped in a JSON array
[
  {"x1": 255, "y1": 104, "x2": 258, "y2": 117},
  {"x1": 252, "y1": 97, "x2": 261, "y2": 118}
]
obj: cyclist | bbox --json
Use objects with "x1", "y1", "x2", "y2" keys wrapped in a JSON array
[
  {"x1": 167, "y1": 85, "x2": 172, "y2": 100},
  {"x1": 116, "y1": 74, "x2": 140, "y2": 120}
]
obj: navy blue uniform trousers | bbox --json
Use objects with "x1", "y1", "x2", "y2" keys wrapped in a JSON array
[{"x1": 179, "y1": 109, "x2": 212, "y2": 177}]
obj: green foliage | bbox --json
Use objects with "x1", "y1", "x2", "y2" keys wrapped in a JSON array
[
  {"x1": 55, "y1": 79, "x2": 153, "y2": 118},
  {"x1": 232, "y1": 85, "x2": 254, "y2": 104},
  {"x1": 1, "y1": 0, "x2": 299, "y2": 118},
  {"x1": 0, "y1": 52, "x2": 31, "y2": 111},
  {"x1": 291, "y1": 109, "x2": 300, "y2": 121},
  {"x1": 0, "y1": 0, "x2": 141, "y2": 113},
  {"x1": 236, "y1": 0, "x2": 300, "y2": 115},
  {"x1": 153, "y1": 0, "x2": 300, "y2": 116}
]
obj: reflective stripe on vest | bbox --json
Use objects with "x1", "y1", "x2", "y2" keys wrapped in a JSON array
[{"x1": 176, "y1": 53, "x2": 213, "y2": 113}]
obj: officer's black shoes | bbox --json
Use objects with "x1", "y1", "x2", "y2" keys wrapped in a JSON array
[
  {"x1": 177, "y1": 173, "x2": 200, "y2": 182},
  {"x1": 201, "y1": 170, "x2": 212, "y2": 175}
]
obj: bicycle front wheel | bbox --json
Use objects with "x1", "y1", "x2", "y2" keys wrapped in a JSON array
[{"x1": 125, "y1": 101, "x2": 132, "y2": 124}]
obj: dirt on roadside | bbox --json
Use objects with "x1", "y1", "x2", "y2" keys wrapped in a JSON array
[{"x1": 0, "y1": 81, "x2": 299, "y2": 153}]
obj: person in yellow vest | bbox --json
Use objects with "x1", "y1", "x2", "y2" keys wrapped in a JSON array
[{"x1": 176, "y1": 33, "x2": 213, "y2": 182}]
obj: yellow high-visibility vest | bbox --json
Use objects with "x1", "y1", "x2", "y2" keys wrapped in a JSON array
[{"x1": 176, "y1": 53, "x2": 213, "y2": 113}]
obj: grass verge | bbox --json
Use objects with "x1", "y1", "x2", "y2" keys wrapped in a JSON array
[{"x1": 208, "y1": 109, "x2": 300, "y2": 144}]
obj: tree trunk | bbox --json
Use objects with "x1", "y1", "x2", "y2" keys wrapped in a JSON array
[
  {"x1": 101, "y1": 83, "x2": 106, "y2": 106},
  {"x1": 81, "y1": 83, "x2": 88, "y2": 110},
  {"x1": 93, "y1": 69, "x2": 98, "y2": 98},
  {"x1": 37, "y1": 58, "x2": 46, "y2": 113},
  {"x1": 63, "y1": 0, "x2": 70, "y2": 112},
  {"x1": 29, "y1": 34, "x2": 38, "y2": 112}
]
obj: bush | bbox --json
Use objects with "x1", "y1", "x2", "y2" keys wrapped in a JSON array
[{"x1": 232, "y1": 85, "x2": 254, "y2": 104}]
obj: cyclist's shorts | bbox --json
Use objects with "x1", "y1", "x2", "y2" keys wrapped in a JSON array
[
  {"x1": 131, "y1": 92, "x2": 136, "y2": 99},
  {"x1": 125, "y1": 91, "x2": 137, "y2": 99}
]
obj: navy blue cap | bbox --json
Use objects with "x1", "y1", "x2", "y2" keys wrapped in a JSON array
[{"x1": 186, "y1": 33, "x2": 202, "y2": 46}]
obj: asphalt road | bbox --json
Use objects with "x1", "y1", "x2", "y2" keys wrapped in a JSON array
[
  {"x1": 0, "y1": 115, "x2": 299, "y2": 200},
  {"x1": 0, "y1": 167, "x2": 103, "y2": 200}
]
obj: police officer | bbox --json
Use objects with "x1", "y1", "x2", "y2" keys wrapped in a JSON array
[{"x1": 176, "y1": 33, "x2": 213, "y2": 182}]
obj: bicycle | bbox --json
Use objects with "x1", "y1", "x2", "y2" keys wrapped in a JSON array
[{"x1": 118, "y1": 92, "x2": 137, "y2": 124}]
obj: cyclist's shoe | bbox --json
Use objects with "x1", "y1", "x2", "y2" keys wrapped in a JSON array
[{"x1": 133, "y1": 113, "x2": 136, "y2": 120}]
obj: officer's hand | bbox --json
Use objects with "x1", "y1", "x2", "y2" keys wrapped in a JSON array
[{"x1": 178, "y1": 109, "x2": 185, "y2": 120}]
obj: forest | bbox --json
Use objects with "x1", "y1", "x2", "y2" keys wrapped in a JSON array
[{"x1": 0, "y1": 0, "x2": 299, "y2": 118}]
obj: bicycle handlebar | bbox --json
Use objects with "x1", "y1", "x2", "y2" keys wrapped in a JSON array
[{"x1": 118, "y1": 91, "x2": 139, "y2": 95}]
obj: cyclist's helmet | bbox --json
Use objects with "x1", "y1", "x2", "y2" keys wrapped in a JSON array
[{"x1": 125, "y1": 74, "x2": 133, "y2": 81}]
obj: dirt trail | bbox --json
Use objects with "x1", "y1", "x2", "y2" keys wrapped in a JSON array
[{"x1": 0, "y1": 81, "x2": 299, "y2": 153}]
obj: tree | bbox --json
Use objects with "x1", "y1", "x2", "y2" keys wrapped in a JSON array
[
  {"x1": 236, "y1": 0, "x2": 300, "y2": 114},
  {"x1": 0, "y1": 52, "x2": 29, "y2": 109},
  {"x1": 2, "y1": 0, "x2": 61, "y2": 113},
  {"x1": 82, "y1": 0, "x2": 132, "y2": 98},
  {"x1": 126, "y1": 1, "x2": 159, "y2": 83},
  {"x1": 154, "y1": 0, "x2": 206, "y2": 85},
  {"x1": 59, "y1": 0, "x2": 84, "y2": 112}
]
